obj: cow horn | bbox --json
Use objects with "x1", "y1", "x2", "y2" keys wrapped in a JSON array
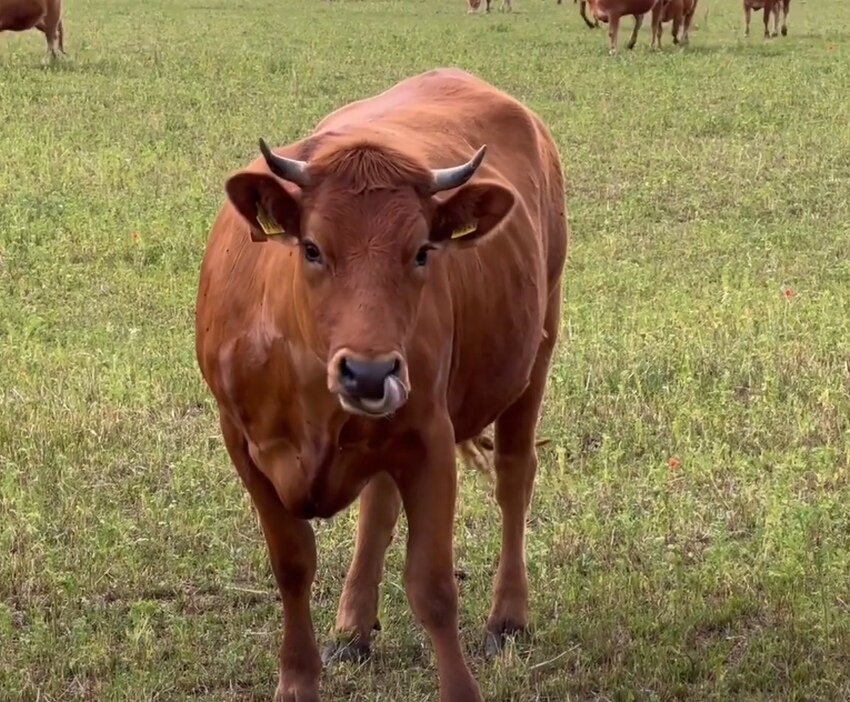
[
  {"x1": 259, "y1": 138, "x2": 311, "y2": 188},
  {"x1": 429, "y1": 145, "x2": 487, "y2": 193}
]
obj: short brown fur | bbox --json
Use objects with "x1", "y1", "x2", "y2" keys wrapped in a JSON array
[{"x1": 195, "y1": 68, "x2": 569, "y2": 702}]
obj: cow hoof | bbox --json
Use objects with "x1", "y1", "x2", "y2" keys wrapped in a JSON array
[
  {"x1": 483, "y1": 625, "x2": 528, "y2": 657},
  {"x1": 321, "y1": 637, "x2": 372, "y2": 666},
  {"x1": 781, "y1": 26, "x2": 787, "y2": 36}
]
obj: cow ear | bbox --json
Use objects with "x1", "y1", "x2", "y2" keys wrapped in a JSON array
[
  {"x1": 430, "y1": 181, "x2": 515, "y2": 248},
  {"x1": 225, "y1": 172, "x2": 302, "y2": 244}
]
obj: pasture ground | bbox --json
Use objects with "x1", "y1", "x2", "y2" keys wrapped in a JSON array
[{"x1": 3, "y1": 0, "x2": 850, "y2": 699}]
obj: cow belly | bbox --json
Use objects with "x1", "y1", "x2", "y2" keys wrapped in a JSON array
[
  {"x1": 450, "y1": 343, "x2": 539, "y2": 442},
  {"x1": 0, "y1": 6, "x2": 45, "y2": 31}
]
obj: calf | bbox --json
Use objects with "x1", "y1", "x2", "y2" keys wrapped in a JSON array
[
  {"x1": 0, "y1": 0, "x2": 64, "y2": 58},
  {"x1": 584, "y1": 0, "x2": 659, "y2": 53},
  {"x1": 651, "y1": 0, "x2": 698, "y2": 47},
  {"x1": 744, "y1": 0, "x2": 790, "y2": 38}
]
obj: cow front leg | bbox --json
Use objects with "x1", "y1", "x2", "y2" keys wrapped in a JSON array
[
  {"x1": 395, "y1": 419, "x2": 483, "y2": 702},
  {"x1": 744, "y1": 6, "x2": 751, "y2": 35},
  {"x1": 221, "y1": 417, "x2": 321, "y2": 702},
  {"x1": 323, "y1": 471, "x2": 401, "y2": 665}
]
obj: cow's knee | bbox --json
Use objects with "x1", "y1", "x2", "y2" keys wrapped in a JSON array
[{"x1": 405, "y1": 571, "x2": 457, "y2": 631}]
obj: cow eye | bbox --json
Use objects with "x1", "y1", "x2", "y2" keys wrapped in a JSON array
[
  {"x1": 302, "y1": 241, "x2": 323, "y2": 264},
  {"x1": 414, "y1": 245, "x2": 433, "y2": 267}
]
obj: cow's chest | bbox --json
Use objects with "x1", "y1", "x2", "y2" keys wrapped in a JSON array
[{"x1": 245, "y1": 416, "x2": 396, "y2": 520}]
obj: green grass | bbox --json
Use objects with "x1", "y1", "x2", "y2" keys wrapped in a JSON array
[{"x1": 3, "y1": 0, "x2": 850, "y2": 699}]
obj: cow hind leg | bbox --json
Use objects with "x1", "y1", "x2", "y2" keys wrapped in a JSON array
[
  {"x1": 650, "y1": 3, "x2": 662, "y2": 48},
  {"x1": 323, "y1": 472, "x2": 401, "y2": 665},
  {"x1": 626, "y1": 12, "x2": 644, "y2": 49},
  {"x1": 681, "y1": 7, "x2": 694, "y2": 44},
  {"x1": 580, "y1": 0, "x2": 597, "y2": 28},
  {"x1": 607, "y1": 13, "x2": 621, "y2": 53},
  {"x1": 781, "y1": 0, "x2": 789, "y2": 34},
  {"x1": 220, "y1": 418, "x2": 321, "y2": 702},
  {"x1": 39, "y1": 5, "x2": 61, "y2": 60},
  {"x1": 672, "y1": 13, "x2": 682, "y2": 44},
  {"x1": 744, "y1": 6, "x2": 751, "y2": 35},
  {"x1": 484, "y1": 283, "x2": 561, "y2": 656}
]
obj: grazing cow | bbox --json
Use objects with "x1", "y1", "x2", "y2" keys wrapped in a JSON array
[
  {"x1": 0, "y1": 0, "x2": 64, "y2": 58},
  {"x1": 584, "y1": 0, "x2": 658, "y2": 53},
  {"x1": 195, "y1": 67, "x2": 568, "y2": 702},
  {"x1": 467, "y1": 0, "x2": 512, "y2": 12},
  {"x1": 651, "y1": 0, "x2": 698, "y2": 47},
  {"x1": 744, "y1": 0, "x2": 789, "y2": 37}
]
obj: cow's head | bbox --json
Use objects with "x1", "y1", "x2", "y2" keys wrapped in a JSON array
[{"x1": 224, "y1": 138, "x2": 515, "y2": 418}]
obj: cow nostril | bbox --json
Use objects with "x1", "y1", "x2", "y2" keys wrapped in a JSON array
[{"x1": 339, "y1": 357, "x2": 356, "y2": 381}]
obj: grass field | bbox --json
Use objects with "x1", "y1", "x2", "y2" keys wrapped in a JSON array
[{"x1": 3, "y1": 0, "x2": 850, "y2": 699}]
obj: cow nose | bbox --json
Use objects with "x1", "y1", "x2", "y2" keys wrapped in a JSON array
[{"x1": 338, "y1": 356, "x2": 400, "y2": 400}]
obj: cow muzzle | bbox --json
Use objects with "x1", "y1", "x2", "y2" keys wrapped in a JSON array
[{"x1": 328, "y1": 349, "x2": 410, "y2": 418}]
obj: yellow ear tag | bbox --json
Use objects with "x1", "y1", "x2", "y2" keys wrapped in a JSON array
[
  {"x1": 451, "y1": 221, "x2": 478, "y2": 239},
  {"x1": 256, "y1": 203, "x2": 286, "y2": 236}
]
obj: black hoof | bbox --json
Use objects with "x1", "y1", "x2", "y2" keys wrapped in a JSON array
[
  {"x1": 483, "y1": 625, "x2": 528, "y2": 657},
  {"x1": 321, "y1": 637, "x2": 371, "y2": 666},
  {"x1": 781, "y1": 26, "x2": 787, "y2": 36}
]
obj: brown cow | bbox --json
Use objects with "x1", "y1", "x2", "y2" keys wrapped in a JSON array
[
  {"x1": 651, "y1": 0, "x2": 698, "y2": 47},
  {"x1": 584, "y1": 0, "x2": 659, "y2": 53},
  {"x1": 744, "y1": 0, "x2": 789, "y2": 38},
  {"x1": 195, "y1": 67, "x2": 568, "y2": 702},
  {"x1": 0, "y1": 0, "x2": 64, "y2": 58},
  {"x1": 467, "y1": 0, "x2": 512, "y2": 13}
]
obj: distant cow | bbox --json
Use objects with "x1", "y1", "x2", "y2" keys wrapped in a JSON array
[
  {"x1": 467, "y1": 0, "x2": 513, "y2": 12},
  {"x1": 0, "y1": 0, "x2": 64, "y2": 58},
  {"x1": 584, "y1": 0, "x2": 658, "y2": 53},
  {"x1": 744, "y1": 0, "x2": 789, "y2": 37},
  {"x1": 651, "y1": 0, "x2": 698, "y2": 47},
  {"x1": 195, "y1": 67, "x2": 568, "y2": 702}
]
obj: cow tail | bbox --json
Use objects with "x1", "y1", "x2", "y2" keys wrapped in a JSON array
[
  {"x1": 456, "y1": 433, "x2": 495, "y2": 479},
  {"x1": 456, "y1": 431, "x2": 552, "y2": 479}
]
